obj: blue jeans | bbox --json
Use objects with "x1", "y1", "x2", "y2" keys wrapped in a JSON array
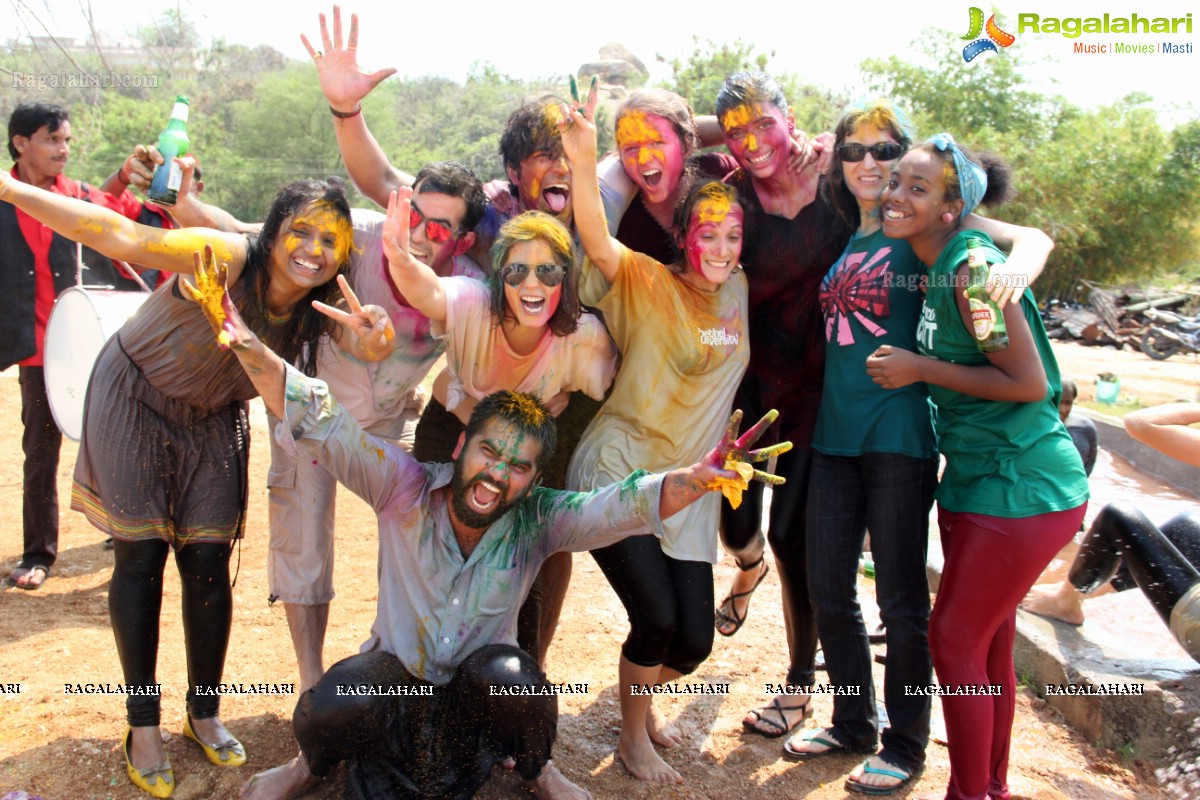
[{"x1": 806, "y1": 451, "x2": 938, "y2": 772}]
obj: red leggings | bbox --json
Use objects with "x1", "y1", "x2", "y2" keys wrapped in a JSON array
[{"x1": 930, "y1": 504, "x2": 1086, "y2": 800}]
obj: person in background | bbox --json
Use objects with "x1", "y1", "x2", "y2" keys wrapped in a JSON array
[
  {"x1": 1, "y1": 102, "x2": 171, "y2": 590},
  {"x1": 1022, "y1": 403, "x2": 1200, "y2": 641}
]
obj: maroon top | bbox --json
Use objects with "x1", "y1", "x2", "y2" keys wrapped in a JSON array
[{"x1": 724, "y1": 169, "x2": 853, "y2": 447}]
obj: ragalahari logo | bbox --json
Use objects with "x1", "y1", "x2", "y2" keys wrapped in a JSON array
[{"x1": 961, "y1": 7, "x2": 1017, "y2": 61}]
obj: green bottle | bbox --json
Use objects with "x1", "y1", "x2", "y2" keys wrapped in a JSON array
[
  {"x1": 147, "y1": 95, "x2": 190, "y2": 205},
  {"x1": 963, "y1": 236, "x2": 1009, "y2": 353}
]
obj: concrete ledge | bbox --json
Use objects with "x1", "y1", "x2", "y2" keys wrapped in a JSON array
[{"x1": 1014, "y1": 610, "x2": 1200, "y2": 761}]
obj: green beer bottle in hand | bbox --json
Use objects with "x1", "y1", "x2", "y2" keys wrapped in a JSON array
[
  {"x1": 963, "y1": 236, "x2": 1009, "y2": 353},
  {"x1": 147, "y1": 95, "x2": 190, "y2": 206}
]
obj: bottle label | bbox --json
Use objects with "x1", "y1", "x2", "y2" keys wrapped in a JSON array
[
  {"x1": 167, "y1": 163, "x2": 183, "y2": 192},
  {"x1": 969, "y1": 298, "x2": 995, "y2": 340}
]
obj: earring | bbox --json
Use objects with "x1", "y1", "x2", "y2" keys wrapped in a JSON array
[{"x1": 941, "y1": 212, "x2": 955, "y2": 223}]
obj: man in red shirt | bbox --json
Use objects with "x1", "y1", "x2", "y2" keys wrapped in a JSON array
[{"x1": 1, "y1": 102, "x2": 169, "y2": 589}]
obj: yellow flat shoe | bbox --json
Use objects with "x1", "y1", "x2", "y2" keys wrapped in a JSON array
[
  {"x1": 124, "y1": 728, "x2": 174, "y2": 798},
  {"x1": 183, "y1": 714, "x2": 247, "y2": 767}
]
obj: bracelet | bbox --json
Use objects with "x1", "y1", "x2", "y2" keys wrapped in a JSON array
[
  {"x1": 330, "y1": 104, "x2": 362, "y2": 119},
  {"x1": 118, "y1": 165, "x2": 132, "y2": 185}
]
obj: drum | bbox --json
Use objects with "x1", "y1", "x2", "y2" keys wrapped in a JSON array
[{"x1": 44, "y1": 287, "x2": 150, "y2": 441}]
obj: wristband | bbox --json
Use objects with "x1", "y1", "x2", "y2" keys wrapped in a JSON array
[
  {"x1": 118, "y1": 164, "x2": 132, "y2": 185},
  {"x1": 330, "y1": 104, "x2": 362, "y2": 120}
]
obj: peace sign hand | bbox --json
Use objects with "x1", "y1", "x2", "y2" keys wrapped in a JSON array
[
  {"x1": 301, "y1": 5, "x2": 397, "y2": 112},
  {"x1": 313, "y1": 274, "x2": 396, "y2": 362},
  {"x1": 557, "y1": 74, "x2": 600, "y2": 166}
]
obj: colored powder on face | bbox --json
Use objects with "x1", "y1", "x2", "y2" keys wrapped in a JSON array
[
  {"x1": 616, "y1": 111, "x2": 664, "y2": 152},
  {"x1": 694, "y1": 195, "x2": 732, "y2": 226},
  {"x1": 293, "y1": 201, "x2": 355, "y2": 265},
  {"x1": 720, "y1": 103, "x2": 753, "y2": 133}
]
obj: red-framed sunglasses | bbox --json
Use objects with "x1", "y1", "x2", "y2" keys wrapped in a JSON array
[{"x1": 409, "y1": 201, "x2": 460, "y2": 244}]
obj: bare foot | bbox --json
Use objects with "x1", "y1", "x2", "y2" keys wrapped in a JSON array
[
  {"x1": 715, "y1": 560, "x2": 769, "y2": 636},
  {"x1": 645, "y1": 704, "x2": 682, "y2": 748},
  {"x1": 240, "y1": 753, "x2": 321, "y2": 800},
  {"x1": 618, "y1": 731, "x2": 682, "y2": 784},
  {"x1": 128, "y1": 725, "x2": 169, "y2": 773},
  {"x1": 526, "y1": 761, "x2": 593, "y2": 800},
  {"x1": 847, "y1": 753, "x2": 914, "y2": 791},
  {"x1": 1020, "y1": 583, "x2": 1085, "y2": 626}
]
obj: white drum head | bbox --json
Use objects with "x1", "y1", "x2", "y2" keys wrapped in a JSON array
[{"x1": 44, "y1": 287, "x2": 149, "y2": 440}]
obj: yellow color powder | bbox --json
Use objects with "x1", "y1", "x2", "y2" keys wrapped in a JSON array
[{"x1": 709, "y1": 459, "x2": 756, "y2": 509}]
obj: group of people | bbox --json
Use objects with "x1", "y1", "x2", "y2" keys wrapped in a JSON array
[{"x1": 17, "y1": 5, "x2": 1199, "y2": 800}]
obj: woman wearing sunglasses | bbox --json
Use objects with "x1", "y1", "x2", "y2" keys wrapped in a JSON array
[
  {"x1": 558, "y1": 86, "x2": 758, "y2": 786},
  {"x1": 864, "y1": 135, "x2": 1086, "y2": 800},
  {"x1": 789, "y1": 99, "x2": 1054, "y2": 796},
  {"x1": 380, "y1": 186, "x2": 616, "y2": 473}
]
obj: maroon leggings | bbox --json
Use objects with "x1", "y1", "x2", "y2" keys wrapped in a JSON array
[{"x1": 930, "y1": 504, "x2": 1086, "y2": 800}]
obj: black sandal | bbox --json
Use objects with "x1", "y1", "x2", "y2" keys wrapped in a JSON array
[
  {"x1": 742, "y1": 695, "x2": 810, "y2": 738},
  {"x1": 715, "y1": 559, "x2": 769, "y2": 636}
]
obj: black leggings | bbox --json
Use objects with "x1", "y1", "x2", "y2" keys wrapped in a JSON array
[
  {"x1": 110, "y1": 538, "x2": 233, "y2": 726},
  {"x1": 591, "y1": 533, "x2": 714, "y2": 674},
  {"x1": 719, "y1": 448, "x2": 817, "y2": 687},
  {"x1": 296, "y1": 645, "x2": 557, "y2": 799},
  {"x1": 1071, "y1": 504, "x2": 1200, "y2": 623}
]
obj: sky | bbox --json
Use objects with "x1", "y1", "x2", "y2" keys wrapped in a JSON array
[{"x1": 3, "y1": 0, "x2": 1198, "y2": 125}]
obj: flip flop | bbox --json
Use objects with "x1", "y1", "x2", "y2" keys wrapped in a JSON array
[
  {"x1": 715, "y1": 560, "x2": 769, "y2": 636},
  {"x1": 783, "y1": 727, "x2": 871, "y2": 761},
  {"x1": 6, "y1": 565, "x2": 49, "y2": 590},
  {"x1": 844, "y1": 755, "x2": 919, "y2": 796},
  {"x1": 741, "y1": 695, "x2": 809, "y2": 738}
]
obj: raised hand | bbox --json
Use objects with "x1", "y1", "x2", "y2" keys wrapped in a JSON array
[
  {"x1": 556, "y1": 74, "x2": 600, "y2": 165},
  {"x1": 313, "y1": 274, "x2": 396, "y2": 361},
  {"x1": 301, "y1": 5, "x2": 397, "y2": 112},
  {"x1": 703, "y1": 409, "x2": 792, "y2": 508},
  {"x1": 181, "y1": 245, "x2": 249, "y2": 350}
]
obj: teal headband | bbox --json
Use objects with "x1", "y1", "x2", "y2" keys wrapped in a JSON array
[{"x1": 928, "y1": 132, "x2": 987, "y2": 216}]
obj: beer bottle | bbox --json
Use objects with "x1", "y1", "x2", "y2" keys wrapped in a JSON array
[
  {"x1": 147, "y1": 96, "x2": 190, "y2": 205},
  {"x1": 963, "y1": 236, "x2": 1009, "y2": 353}
]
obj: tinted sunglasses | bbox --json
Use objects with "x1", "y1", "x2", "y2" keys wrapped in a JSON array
[
  {"x1": 409, "y1": 202, "x2": 459, "y2": 244},
  {"x1": 500, "y1": 262, "x2": 567, "y2": 288},
  {"x1": 838, "y1": 142, "x2": 906, "y2": 163}
]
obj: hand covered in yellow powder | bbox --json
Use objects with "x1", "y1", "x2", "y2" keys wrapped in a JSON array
[
  {"x1": 181, "y1": 245, "x2": 248, "y2": 350},
  {"x1": 702, "y1": 409, "x2": 793, "y2": 508},
  {"x1": 313, "y1": 274, "x2": 396, "y2": 362}
]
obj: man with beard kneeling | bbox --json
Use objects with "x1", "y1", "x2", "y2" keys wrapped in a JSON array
[{"x1": 183, "y1": 249, "x2": 779, "y2": 800}]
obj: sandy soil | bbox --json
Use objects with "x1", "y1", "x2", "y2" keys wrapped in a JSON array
[{"x1": 1, "y1": 341, "x2": 1194, "y2": 800}]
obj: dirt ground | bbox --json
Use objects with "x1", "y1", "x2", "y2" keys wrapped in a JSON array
[{"x1": 1, "y1": 341, "x2": 1196, "y2": 800}]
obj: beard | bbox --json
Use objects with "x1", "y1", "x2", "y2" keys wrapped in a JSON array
[{"x1": 449, "y1": 463, "x2": 520, "y2": 529}]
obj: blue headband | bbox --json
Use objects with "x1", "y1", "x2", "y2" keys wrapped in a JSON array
[{"x1": 928, "y1": 132, "x2": 987, "y2": 216}]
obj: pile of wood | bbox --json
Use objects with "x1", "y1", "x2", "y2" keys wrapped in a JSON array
[{"x1": 1043, "y1": 283, "x2": 1197, "y2": 348}]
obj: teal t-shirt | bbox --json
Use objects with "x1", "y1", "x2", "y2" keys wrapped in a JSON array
[
  {"x1": 917, "y1": 230, "x2": 1088, "y2": 517},
  {"x1": 813, "y1": 229, "x2": 937, "y2": 459}
]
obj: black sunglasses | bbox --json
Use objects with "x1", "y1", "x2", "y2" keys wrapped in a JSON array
[
  {"x1": 500, "y1": 262, "x2": 567, "y2": 288},
  {"x1": 838, "y1": 142, "x2": 906, "y2": 163}
]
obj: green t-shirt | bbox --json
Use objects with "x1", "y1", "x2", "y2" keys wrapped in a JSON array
[
  {"x1": 917, "y1": 230, "x2": 1088, "y2": 517},
  {"x1": 813, "y1": 229, "x2": 937, "y2": 459}
]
